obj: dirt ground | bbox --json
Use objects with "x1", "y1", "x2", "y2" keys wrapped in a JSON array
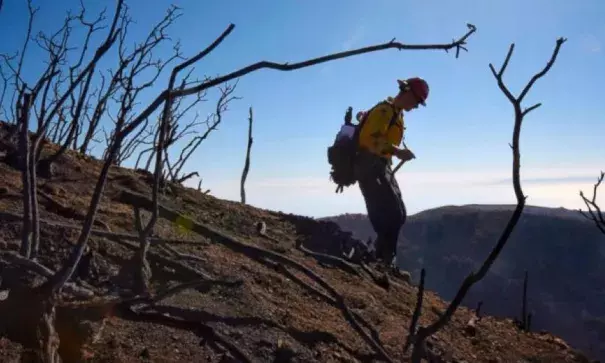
[{"x1": 0, "y1": 124, "x2": 595, "y2": 362}]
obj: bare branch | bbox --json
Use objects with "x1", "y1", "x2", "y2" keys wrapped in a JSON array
[
  {"x1": 15, "y1": 0, "x2": 38, "y2": 93},
  {"x1": 0, "y1": 66, "x2": 10, "y2": 119},
  {"x1": 175, "y1": 171, "x2": 199, "y2": 185},
  {"x1": 45, "y1": 68, "x2": 95, "y2": 164},
  {"x1": 488, "y1": 44, "x2": 516, "y2": 106},
  {"x1": 520, "y1": 270, "x2": 530, "y2": 331},
  {"x1": 169, "y1": 82, "x2": 239, "y2": 180},
  {"x1": 17, "y1": 91, "x2": 34, "y2": 258},
  {"x1": 119, "y1": 23, "x2": 477, "y2": 144},
  {"x1": 0, "y1": 0, "x2": 38, "y2": 121},
  {"x1": 40, "y1": 0, "x2": 124, "y2": 136},
  {"x1": 196, "y1": 178, "x2": 211, "y2": 194},
  {"x1": 517, "y1": 40, "x2": 567, "y2": 103},
  {"x1": 410, "y1": 37, "x2": 566, "y2": 361},
  {"x1": 404, "y1": 268, "x2": 425, "y2": 353},
  {"x1": 142, "y1": 278, "x2": 243, "y2": 306},
  {"x1": 0, "y1": 210, "x2": 206, "y2": 246},
  {"x1": 522, "y1": 103, "x2": 542, "y2": 116},
  {"x1": 2, "y1": 251, "x2": 54, "y2": 278},
  {"x1": 177, "y1": 24, "x2": 477, "y2": 99},
  {"x1": 579, "y1": 171, "x2": 605, "y2": 234},
  {"x1": 240, "y1": 106, "x2": 253, "y2": 204}
]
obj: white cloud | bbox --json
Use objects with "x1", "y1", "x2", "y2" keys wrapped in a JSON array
[{"x1": 184, "y1": 166, "x2": 604, "y2": 218}]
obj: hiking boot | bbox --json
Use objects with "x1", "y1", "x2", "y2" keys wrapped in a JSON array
[{"x1": 371, "y1": 261, "x2": 391, "y2": 290}]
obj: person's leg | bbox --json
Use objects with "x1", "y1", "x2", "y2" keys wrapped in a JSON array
[
  {"x1": 357, "y1": 174, "x2": 387, "y2": 252},
  {"x1": 378, "y1": 164, "x2": 406, "y2": 266},
  {"x1": 355, "y1": 151, "x2": 406, "y2": 255}
]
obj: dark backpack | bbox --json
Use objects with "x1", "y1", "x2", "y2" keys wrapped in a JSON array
[{"x1": 327, "y1": 101, "x2": 397, "y2": 193}]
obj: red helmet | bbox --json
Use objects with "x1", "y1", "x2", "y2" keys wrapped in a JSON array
[{"x1": 397, "y1": 77, "x2": 429, "y2": 106}]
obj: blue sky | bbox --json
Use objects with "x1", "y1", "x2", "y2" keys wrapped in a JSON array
[{"x1": 1, "y1": 0, "x2": 604, "y2": 218}]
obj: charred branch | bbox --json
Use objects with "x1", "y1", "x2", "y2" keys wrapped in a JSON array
[
  {"x1": 197, "y1": 178, "x2": 211, "y2": 195},
  {"x1": 409, "y1": 37, "x2": 566, "y2": 362},
  {"x1": 166, "y1": 82, "x2": 239, "y2": 181},
  {"x1": 0, "y1": 0, "x2": 38, "y2": 122},
  {"x1": 17, "y1": 91, "x2": 35, "y2": 258},
  {"x1": 475, "y1": 301, "x2": 483, "y2": 318},
  {"x1": 522, "y1": 270, "x2": 529, "y2": 330},
  {"x1": 175, "y1": 171, "x2": 199, "y2": 185},
  {"x1": 404, "y1": 268, "x2": 425, "y2": 353},
  {"x1": 119, "y1": 23, "x2": 477, "y2": 153},
  {"x1": 579, "y1": 171, "x2": 605, "y2": 234},
  {"x1": 43, "y1": 3, "x2": 185, "y2": 295},
  {"x1": 0, "y1": 210, "x2": 206, "y2": 246},
  {"x1": 240, "y1": 106, "x2": 253, "y2": 204}
]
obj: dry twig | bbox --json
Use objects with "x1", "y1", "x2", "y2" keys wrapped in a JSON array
[
  {"x1": 404, "y1": 268, "x2": 425, "y2": 353},
  {"x1": 579, "y1": 171, "x2": 605, "y2": 234}
]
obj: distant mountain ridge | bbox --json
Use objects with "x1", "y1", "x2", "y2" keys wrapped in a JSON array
[{"x1": 324, "y1": 204, "x2": 605, "y2": 362}]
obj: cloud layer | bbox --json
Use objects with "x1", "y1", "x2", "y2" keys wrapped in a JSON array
[{"x1": 185, "y1": 166, "x2": 604, "y2": 218}]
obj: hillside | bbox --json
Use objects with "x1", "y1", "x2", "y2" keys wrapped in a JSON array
[
  {"x1": 325, "y1": 205, "x2": 605, "y2": 362},
  {"x1": 0, "y1": 124, "x2": 595, "y2": 362}
]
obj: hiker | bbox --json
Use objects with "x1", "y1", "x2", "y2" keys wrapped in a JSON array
[{"x1": 353, "y1": 77, "x2": 429, "y2": 287}]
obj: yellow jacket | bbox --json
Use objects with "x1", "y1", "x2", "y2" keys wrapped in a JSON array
[{"x1": 357, "y1": 100, "x2": 404, "y2": 159}]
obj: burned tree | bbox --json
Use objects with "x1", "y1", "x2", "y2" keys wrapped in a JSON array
[
  {"x1": 515, "y1": 270, "x2": 532, "y2": 332},
  {"x1": 406, "y1": 37, "x2": 567, "y2": 361},
  {"x1": 0, "y1": 1, "x2": 479, "y2": 360},
  {"x1": 240, "y1": 106, "x2": 254, "y2": 204},
  {"x1": 17, "y1": 91, "x2": 34, "y2": 258},
  {"x1": 2, "y1": 0, "x2": 124, "y2": 259},
  {"x1": 136, "y1": 82, "x2": 240, "y2": 184},
  {"x1": 579, "y1": 171, "x2": 605, "y2": 235}
]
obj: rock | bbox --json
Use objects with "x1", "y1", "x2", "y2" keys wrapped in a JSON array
[
  {"x1": 393, "y1": 269, "x2": 412, "y2": 284},
  {"x1": 256, "y1": 221, "x2": 267, "y2": 235},
  {"x1": 552, "y1": 336, "x2": 570, "y2": 350},
  {"x1": 140, "y1": 347, "x2": 150, "y2": 360},
  {"x1": 0, "y1": 290, "x2": 9, "y2": 301},
  {"x1": 465, "y1": 316, "x2": 479, "y2": 336}
]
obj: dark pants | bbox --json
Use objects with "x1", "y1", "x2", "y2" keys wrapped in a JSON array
[{"x1": 355, "y1": 151, "x2": 407, "y2": 265}]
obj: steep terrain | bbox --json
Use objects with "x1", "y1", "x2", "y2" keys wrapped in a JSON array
[
  {"x1": 0, "y1": 123, "x2": 595, "y2": 362},
  {"x1": 326, "y1": 205, "x2": 605, "y2": 362}
]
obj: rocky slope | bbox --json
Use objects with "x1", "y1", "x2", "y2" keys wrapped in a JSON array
[
  {"x1": 325, "y1": 205, "x2": 605, "y2": 362},
  {"x1": 0, "y1": 122, "x2": 595, "y2": 362}
]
